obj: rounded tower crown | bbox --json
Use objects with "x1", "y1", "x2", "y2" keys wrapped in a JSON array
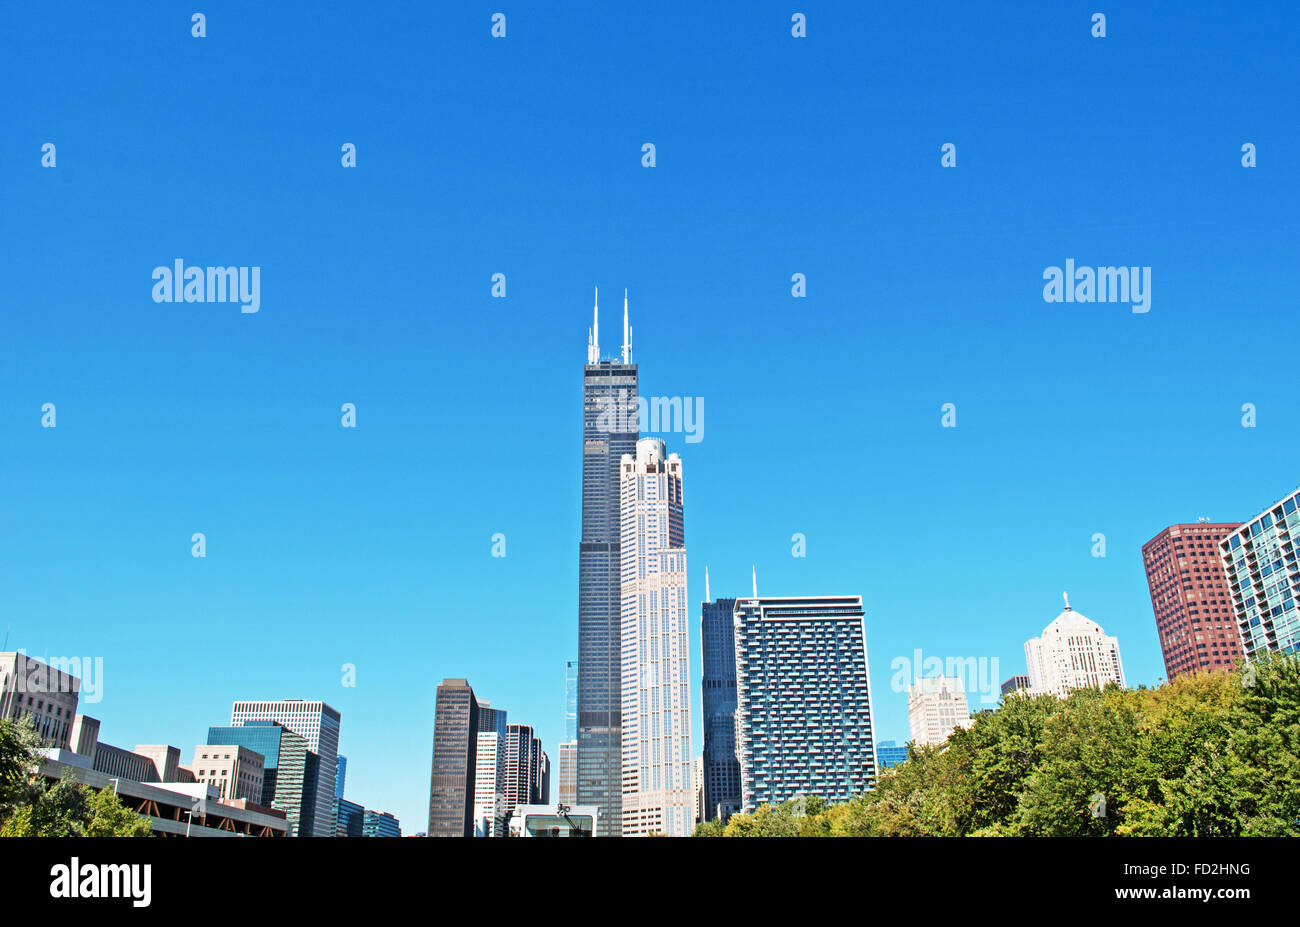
[{"x1": 636, "y1": 437, "x2": 667, "y2": 466}]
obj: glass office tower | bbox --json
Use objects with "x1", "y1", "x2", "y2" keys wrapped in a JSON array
[
  {"x1": 207, "y1": 721, "x2": 314, "y2": 837},
  {"x1": 701, "y1": 596, "x2": 741, "y2": 822},
  {"x1": 576, "y1": 289, "x2": 637, "y2": 836},
  {"x1": 229, "y1": 699, "x2": 341, "y2": 838}
]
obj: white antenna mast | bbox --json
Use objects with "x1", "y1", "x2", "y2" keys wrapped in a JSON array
[{"x1": 622, "y1": 289, "x2": 632, "y2": 364}]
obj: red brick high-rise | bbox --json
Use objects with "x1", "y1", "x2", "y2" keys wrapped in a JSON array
[{"x1": 1142, "y1": 522, "x2": 1244, "y2": 680}]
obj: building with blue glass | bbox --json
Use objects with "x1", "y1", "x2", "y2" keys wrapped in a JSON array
[
  {"x1": 565, "y1": 661, "x2": 578, "y2": 742},
  {"x1": 229, "y1": 700, "x2": 341, "y2": 838},
  {"x1": 701, "y1": 587, "x2": 741, "y2": 822},
  {"x1": 336, "y1": 796, "x2": 364, "y2": 837},
  {"x1": 363, "y1": 809, "x2": 401, "y2": 838},
  {"x1": 875, "y1": 740, "x2": 908, "y2": 770},
  {"x1": 733, "y1": 595, "x2": 877, "y2": 811},
  {"x1": 1220, "y1": 486, "x2": 1300, "y2": 659},
  {"x1": 207, "y1": 721, "x2": 316, "y2": 837}
]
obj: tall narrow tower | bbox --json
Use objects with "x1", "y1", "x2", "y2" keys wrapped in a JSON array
[
  {"x1": 619, "y1": 438, "x2": 694, "y2": 836},
  {"x1": 577, "y1": 288, "x2": 637, "y2": 836}
]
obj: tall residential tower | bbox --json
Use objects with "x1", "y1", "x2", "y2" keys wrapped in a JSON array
[
  {"x1": 1143, "y1": 522, "x2": 1244, "y2": 679},
  {"x1": 1219, "y1": 487, "x2": 1300, "y2": 660},
  {"x1": 472, "y1": 703, "x2": 508, "y2": 837},
  {"x1": 733, "y1": 595, "x2": 877, "y2": 812}
]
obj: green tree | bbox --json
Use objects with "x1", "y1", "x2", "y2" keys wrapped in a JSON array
[
  {"x1": 1013, "y1": 686, "x2": 1140, "y2": 836},
  {"x1": 693, "y1": 818, "x2": 725, "y2": 837},
  {"x1": 85, "y1": 786, "x2": 152, "y2": 837},
  {"x1": 692, "y1": 655, "x2": 1300, "y2": 838},
  {"x1": 0, "y1": 772, "x2": 91, "y2": 837},
  {"x1": 0, "y1": 718, "x2": 44, "y2": 823},
  {"x1": 1223, "y1": 653, "x2": 1300, "y2": 835},
  {"x1": 723, "y1": 803, "x2": 798, "y2": 837}
]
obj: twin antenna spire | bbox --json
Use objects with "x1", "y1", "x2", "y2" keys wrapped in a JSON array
[{"x1": 587, "y1": 287, "x2": 633, "y2": 365}]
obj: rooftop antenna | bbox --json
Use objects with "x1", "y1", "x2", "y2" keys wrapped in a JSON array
[
  {"x1": 587, "y1": 287, "x2": 600, "y2": 364},
  {"x1": 752, "y1": 566, "x2": 758, "y2": 598},
  {"x1": 622, "y1": 289, "x2": 632, "y2": 364},
  {"x1": 704, "y1": 566, "x2": 710, "y2": 603}
]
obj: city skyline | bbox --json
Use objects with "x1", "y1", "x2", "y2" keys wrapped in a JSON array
[{"x1": 4, "y1": 1, "x2": 1298, "y2": 835}]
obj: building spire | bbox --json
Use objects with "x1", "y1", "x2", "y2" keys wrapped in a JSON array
[
  {"x1": 622, "y1": 289, "x2": 632, "y2": 364},
  {"x1": 587, "y1": 287, "x2": 600, "y2": 364},
  {"x1": 1063, "y1": 591, "x2": 1071, "y2": 611},
  {"x1": 705, "y1": 566, "x2": 710, "y2": 603},
  {"x1": 752, "y1": 566, "x2": 758, "y2": 598}
]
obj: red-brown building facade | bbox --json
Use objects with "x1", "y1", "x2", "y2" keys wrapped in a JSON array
[{"x1": 1142, "y1": 522, "x2": 1244, "y2": 680}]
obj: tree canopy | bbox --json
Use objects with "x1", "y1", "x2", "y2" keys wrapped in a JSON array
[
  {"x1": 0, "y1": 718, "x2": 152, "y2": 837},
  {"x1": 696, "y1": 654, "x2": 1300, "y2": 837}
]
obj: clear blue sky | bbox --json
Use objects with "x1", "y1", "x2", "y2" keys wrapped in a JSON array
[{"x1": 2, "y1": 2, "x2": 1297, "y2": 832}]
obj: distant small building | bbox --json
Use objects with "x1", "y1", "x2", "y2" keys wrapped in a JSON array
[
  {"x1": 1000, "y1": 675, "x2": 1031, "y2": 696},
  {"x1": 875, "y1": 740, "x2": 909, "y2": 769},
  {"x1": 363, "y1": 809, "x2": 401, "y2": 838},
  {"x1": 93, "y1": 743, "x2": 160, "y2": 783},
  {"x1": 192, "y1": 745, "x2": 265, "y2": 803},
  {"x1": 908, "y1": 677, "x2": 972, "y2": 748}
]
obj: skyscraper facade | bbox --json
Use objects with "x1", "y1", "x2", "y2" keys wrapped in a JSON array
[
  {"x1": 1143, "y1": 522, "x2": 1244, "y2": 679},
  {"x1": 558, "y1": 740, "x2": 577, "y2": 805},
  {"x1": 191, "y1": 744, "x2": 265, "y2": 803},
  {"x1": 1024, "y1": 595, "x2": 1125, "y2": 697},
  {"x1": 335, "y1": 797, "x2": 365, "y2": 837},
  {"x1": 208, "y1": 721, "x2": 314, "y2": 836},
  {"x1": 230, "y1": 700, "x2": 341, "y2": 838},
  {"x1": 733, "y1": 595, "x2": 877, "y2": 812},
  {"x1": 1219, "y1": 487, "x2": 1300, "y2": 660},
  {"x1": 428, "y1": 678, "x2": 479, "y2": 837},
  {"x1": 537, "y1": 749, "x2": 551, "y2": 805},
  {"x1": 576, "y1": 289, "x2": 637, "y2": 836},
  {"x1": 907, "y1": 676, "x2": 972, "y2": 747},
  {"x1": 362, "y1": 809, "x2": 402, "y2": 838},
  {"x1": 504, "y1": 722, "x2": 542, "y2": 819},
  {"x1": 618, "y1": 437, "x2": 694, "y2": 837},
  {"x1": 565, "y1": 660, "x2": 578, "y2": 742},
  {"x1": 0, "y1": 652, "x2": 80, "y2": 747},
  {"x1": 700, "y1": 591, "x2": 741, "y2": 823},
  {"x1": 558, "y1": 659, "x2": 578, "y2": 807},
  {"x1": 473, "y1": 703, "x2": 508, "y2": 837}
]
